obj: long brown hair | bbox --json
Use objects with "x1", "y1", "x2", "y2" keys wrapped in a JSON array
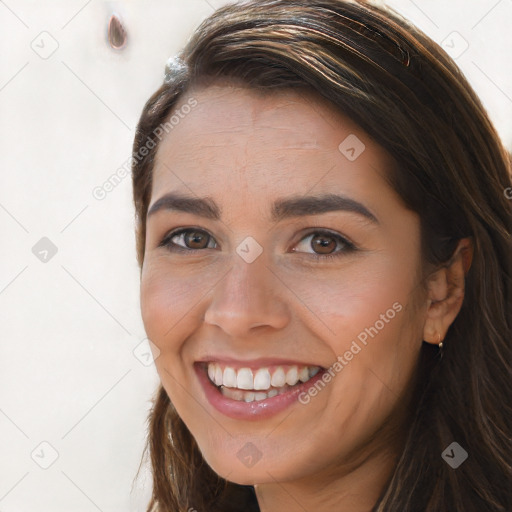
[{"x1": 131, "y1": 1, "x2": 512, "y2": 510}]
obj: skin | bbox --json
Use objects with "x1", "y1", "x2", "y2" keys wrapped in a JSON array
[{"x1": 140, "y1": 82, "x2": 473, "y2": 512}]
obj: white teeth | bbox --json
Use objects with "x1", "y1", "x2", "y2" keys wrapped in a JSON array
[
  {"x1": 223, "y1": 367, "x2": 237, "y2": 388},
  {"x1": 243, "y1": 391, "x2": 255, "y2": 402},
  {"x1": 253, "y1": 368, "x2": 271, "y2": 390},
  {"x1": 220, "y1": 386, "x2": 286, "y2": 402},
  {"x1": 309, "y1": 367, "x2": 320, "y2": 377},
  {"x1": 206, "y1": 362, "x2": 323, "y2": 399},
  {"x1": 237, "y1": 368, "x2": 253, "y2": 390},
  {"x1": 285, "y1": 366, "x2": 299, "y2": 386},
  {"x1": 214, "y1": 366, "x2": 223, "y2": 386},
  {"x1": 270, "y1": 367, "x2": 286, "y2": 387},
  {"x1": 221, "y1": 387, "x2": 244, "y2": 401},
  {"x1": 298, "y1": 367, "x2": 310, "y2": 382},
  {"x1": 208, "y1": 364, "x2": 215, "y2": 383}
]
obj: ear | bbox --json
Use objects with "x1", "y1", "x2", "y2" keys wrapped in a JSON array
[{"x1": 423, "y1": 237, "x2": 473, "y2": 345}]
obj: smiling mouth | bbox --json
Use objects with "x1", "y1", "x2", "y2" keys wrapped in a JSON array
[{"x1": 204, "y1": 362, "x2": 322, "y2": 403}]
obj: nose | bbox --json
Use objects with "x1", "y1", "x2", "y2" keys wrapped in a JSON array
[{"x1": 203, "y1": 254, "x2": 290, "y2": 337}]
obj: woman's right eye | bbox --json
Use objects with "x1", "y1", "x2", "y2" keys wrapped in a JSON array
[{"x1": 159, "y1": 228, "x2": 217, "y2": 252}]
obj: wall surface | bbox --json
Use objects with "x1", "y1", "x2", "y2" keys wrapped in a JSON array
[{"x1": 0, "y1": 0, "x2": 510, "y2": 510}]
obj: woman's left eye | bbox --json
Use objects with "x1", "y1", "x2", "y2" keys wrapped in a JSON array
[
  {"x1": 158, "y1": 228, "x2": 357, "y2": 260},
  {"x1": 292, "y1": 230, "x2": 356, "y2": 259}
]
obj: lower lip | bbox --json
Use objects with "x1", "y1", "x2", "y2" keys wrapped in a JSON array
[{"x1": 194, "y1": 363, "x2": 327, "y2": 421}]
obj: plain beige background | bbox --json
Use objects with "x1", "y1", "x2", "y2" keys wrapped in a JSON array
[{"x1": 0, "y1": 0, "x2": 510, "y2": 510}]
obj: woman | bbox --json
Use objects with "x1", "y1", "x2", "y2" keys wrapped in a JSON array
[{"x1": 131, "y1": 1, "x2": 512, "y2": 510}]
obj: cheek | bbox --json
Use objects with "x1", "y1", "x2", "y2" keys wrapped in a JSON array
[
  {"x1": 273, "y1": 261, "x2": 422, "y2": 461},
  {"x1": 283, "y1": 251, "x2": 423, "y2": 402},
  {"x1": 140, "y1": 258, "x2": 204, "y2": 355},
  {"x1": 140, "y1": 259, "x2": 208, "y2": 414},
  {"x1": 283, "y1": 252, "x2": 420, "y2": 343}
]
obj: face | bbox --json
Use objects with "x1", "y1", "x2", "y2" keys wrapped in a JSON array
[{"x1": 140, "y1": 83, "x2": 428, "y2": 485}]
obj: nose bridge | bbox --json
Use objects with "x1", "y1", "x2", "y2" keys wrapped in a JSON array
[{"x1": 204, "y1": 249, "x2": 289, "y2": 334}]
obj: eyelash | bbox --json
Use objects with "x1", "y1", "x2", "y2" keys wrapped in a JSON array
[{"x1": 158, "y1": 227, "x2": 357, "y2": 261}]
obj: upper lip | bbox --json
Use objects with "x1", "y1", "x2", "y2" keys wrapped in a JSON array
[{"x1": 195, "y1": 356, "x2": 325, "y2": 369}]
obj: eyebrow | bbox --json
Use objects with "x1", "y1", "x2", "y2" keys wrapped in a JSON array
[{"x1": 147, "y1": 192, "x2": 378, "y2": 223}]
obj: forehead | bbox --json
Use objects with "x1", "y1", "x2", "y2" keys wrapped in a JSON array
[{"x1": 150, "y1": 84, "x2": 395, "y2": 208}]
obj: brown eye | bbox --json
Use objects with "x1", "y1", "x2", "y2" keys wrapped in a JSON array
[
  {"x1": 293, "y1": 230, "x2": 356, "y2": 259},
  {"x1": 310, "y1": 233, "x2": 337, "y2": 254},
  {"x1": 159, "y1": 229, "x2": 217, "y2": 252},
  {"x1": 184, "y1": 230, "x2": 210, "y2": 249}
]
